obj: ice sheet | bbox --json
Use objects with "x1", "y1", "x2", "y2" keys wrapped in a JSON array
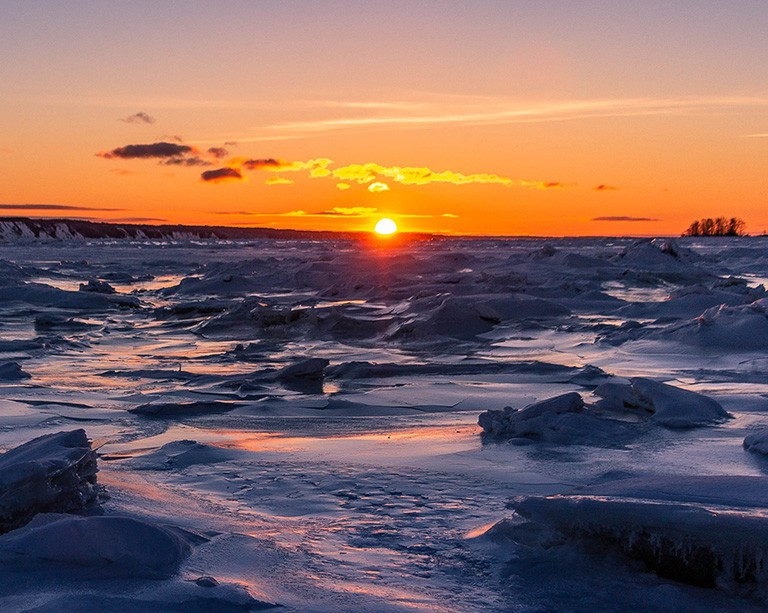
[{"x1": 0, "y1": 235, "x2": 767, "y2": 611}]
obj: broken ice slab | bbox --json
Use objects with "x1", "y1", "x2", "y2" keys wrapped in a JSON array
[
  {"x1": 510, "y1": 475, "x2": 768, "y2": 590},
  {"x1": 0, "y1": 429, "x2": 98, "y2": 534}
]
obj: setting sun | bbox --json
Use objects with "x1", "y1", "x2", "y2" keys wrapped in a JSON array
[{"x1": 374, "y1": 218, "x2": 398, "y2": 235}]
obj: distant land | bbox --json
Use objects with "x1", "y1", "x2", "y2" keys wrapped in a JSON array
[{"x1": 0, "y1": 217, "x2": 435, "y2": 242}]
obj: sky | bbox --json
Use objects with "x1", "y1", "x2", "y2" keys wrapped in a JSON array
[{"x1": 1, "y1": 0, "x2": 767, "y2": 236}]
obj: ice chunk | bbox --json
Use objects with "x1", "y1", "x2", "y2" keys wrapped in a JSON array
[
  {"x1": 510, "y1": 475, "x2": 768, "y2": 590},
  {"x1": 0, "y1": 429, "x2": 98, "y2": 533},
  {"x1": 630, "y1": 377, "x2": 729, "y2": 427},
  {"x1": 79, "y1": 278, "x2": 116, "y2": 294},
  {"x1": 0, "y1": 361, "x2": 31, "y2": 380},
  {"x1": 0, "y1": 514, "x2": 192, "y2": 578},
  {"x1": 129, "y1": 440, "x2": 240, "y2": 470},
  {"x1": 276, "y1": 357, "x2": 329, "y2": 381},
  {"x1": 743, "y1": 429, "x2": 768, "y2": 455},
  {"x1": 569, "y1": 364, "x2": 613, "y2": 387},
  {"x1": 478, "y1": 392, "x2": 638, "y2": 446},
  {"x1": 479, "y1": 392, "x2": 583, "y2": 438},
  {"x1": 593, "y1": 378, "x2": 729, "y2": 428}
]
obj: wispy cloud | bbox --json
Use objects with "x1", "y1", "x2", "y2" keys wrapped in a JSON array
[
  {"x1": 109, "y1": 217, "x2": 168, "y2": 223},
  {"x1": 210, "y1": 207, "x2": 379, "y2": 218},
  {"x1": 265, "y1": 176, "x2": 294, "y2": 185},
  {"x1": 249, "y1": 96, "x2": 768, "y2": 139},
  {"x1": 741, "y1": 133, "x2": 768, "y2": 138},
  {"x1": 120, "y1": 111, "x2": 156, "y2": 125},
  {"x1": 0, "y1": 204, "x2": 124, "y2": 211},
  {"x1": 592, "y1": 216, "x2": 660, "y2": 222},
  {"x1": 161, "y1": 156, "x2": 212, "y2": 167},
  {"x1": 593, "y1": 184, "x2": 619, "y2": 191},
  {"x1": 317, "y1": 207, "x2": 378, "y2": 216}
]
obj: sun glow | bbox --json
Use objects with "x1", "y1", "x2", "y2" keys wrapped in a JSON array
[{"x1": 374, "y1": 217, "x2": 398, "y2": 235}]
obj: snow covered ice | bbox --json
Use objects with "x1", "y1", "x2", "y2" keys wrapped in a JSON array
[{"x1": 2, "y1": 233, "x2": 768, "y2": 611}]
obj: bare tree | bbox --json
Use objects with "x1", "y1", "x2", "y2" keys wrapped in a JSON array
[{"x1": 683, "y1": 217, "x2": 746, "y2": 237}]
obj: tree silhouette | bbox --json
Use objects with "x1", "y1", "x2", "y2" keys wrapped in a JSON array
[{"x1": 683, "y1": 217, "x2": 745, "y2": 237}]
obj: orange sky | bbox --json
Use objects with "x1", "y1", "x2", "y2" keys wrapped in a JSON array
[{"x1": 1, "y1": 2, "x2": 767, "y2": 235}]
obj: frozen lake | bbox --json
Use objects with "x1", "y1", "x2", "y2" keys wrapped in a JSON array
[{"x1": 1, "y1": 235, "x2": 768, "y2": 611}]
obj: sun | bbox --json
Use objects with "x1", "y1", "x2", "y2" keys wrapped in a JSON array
[{"x1": 374, "y1": 217, "x2": 398, "y2": 235}]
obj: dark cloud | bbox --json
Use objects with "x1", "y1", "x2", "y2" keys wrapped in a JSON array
[
  {"x1": 542, "y1": 182, "x2": 563, "y2": 188},
  {"x1": 594, "y1": 184, "x2": 619, "y2": 191},
  {"x1": 0, "y1": 204, "x2": 124, "y2": 211},
  {"x1": 201, "y1": 168, "x2": 243, "y2": 183},
  {"x1": 242, "y1": 158, "x2": 282, "y2": 170},
  {"x1": 207, "y1": 147, "x2": 229, "y2": 159},
  {"x1": 120, "y1": 112, "x2": 156, "y2": 125},
  {"x1": 161, "y1": 157, "x2": 212, "y2": 167},
  {"x1": 212, "y1": 210, "x2": 254, "y2": 215},
  {"x1": 109, "y1": 217, "x2": 168, "y2": 223},
  {"x1": 98, "y1": 142, "x2": 194, "y2": 159},
  {"x1": 591, "y1": 216, "x2": 660, "y2": 222}
]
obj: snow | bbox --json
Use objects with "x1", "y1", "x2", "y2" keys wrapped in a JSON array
[
  {"x1": 0, "y1": 514, "x2": 193, "y2": 578},
  {"x1": 0, "y1": 235, "x2": 767, "y2": 611},
  {"x1": 129, "y1": 440, "x2": 241, "y2": 470}
]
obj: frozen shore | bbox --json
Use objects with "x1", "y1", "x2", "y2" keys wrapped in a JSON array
[{"x1": 1, "y1": 235, "x2": 768, "y2": 611}]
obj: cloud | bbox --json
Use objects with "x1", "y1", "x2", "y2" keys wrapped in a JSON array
[
  {"x1": 161, "y1": 156, "x2": 212, "y2": 167},
  {"x1": 258, "y1": 96, "x2": 768, "y2": 138},
  {"x1": 441, "y1": 213, "x2": 459, "y2": 218},
  {"x1": 120, "y1": 112, "x2": 156, "y2": 125},
  {"x1": 212, "y1": 207, "x2": 378, "y2": 218},
  {"x1": 265, "y1": 176, "x2": 294, "y2": 185},
  {"x1": 98, "y1": 142, "x2": 559, "y2": 193},
  {"x1": 0, "y1": 204, "x2": 124, "y2": 211},
  {"x1": 240, "y1": 158, "x2": 326, "y2": 172},
  {"x1": 108, "y1": 168, "x2": 139, "y2": 176},
  {"x1": 328, "y1": 162, "x2": 554, "y2": 189},
  {"x1": 207, "y1": 147, "x2": 229, "y2": 159},
  {"x1": 201, "y1": 167, "x2": 244, "y2": 183},
  {"x1": 242, "y1": 158, "x2": 283, "y2": 170},
  {"x1": 317, "y1": 207, "x2": 378, "y2": 216},
  {"x1": 109, "y1": 217, "x2": 168, "y2": 222},
  {"x1": 98, "y1": 142, "x2": 194, "y2": 159},
  {"x1": 594, "y1": 184, "x2": 619, "y2": 191},
  {"x1": 591, "y1": 216, "x2": 660, "y2": 222}
]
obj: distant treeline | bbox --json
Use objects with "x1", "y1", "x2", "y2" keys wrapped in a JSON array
[{"x1": 682, "y1": 217, "x2": 746, "y2": 237}]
